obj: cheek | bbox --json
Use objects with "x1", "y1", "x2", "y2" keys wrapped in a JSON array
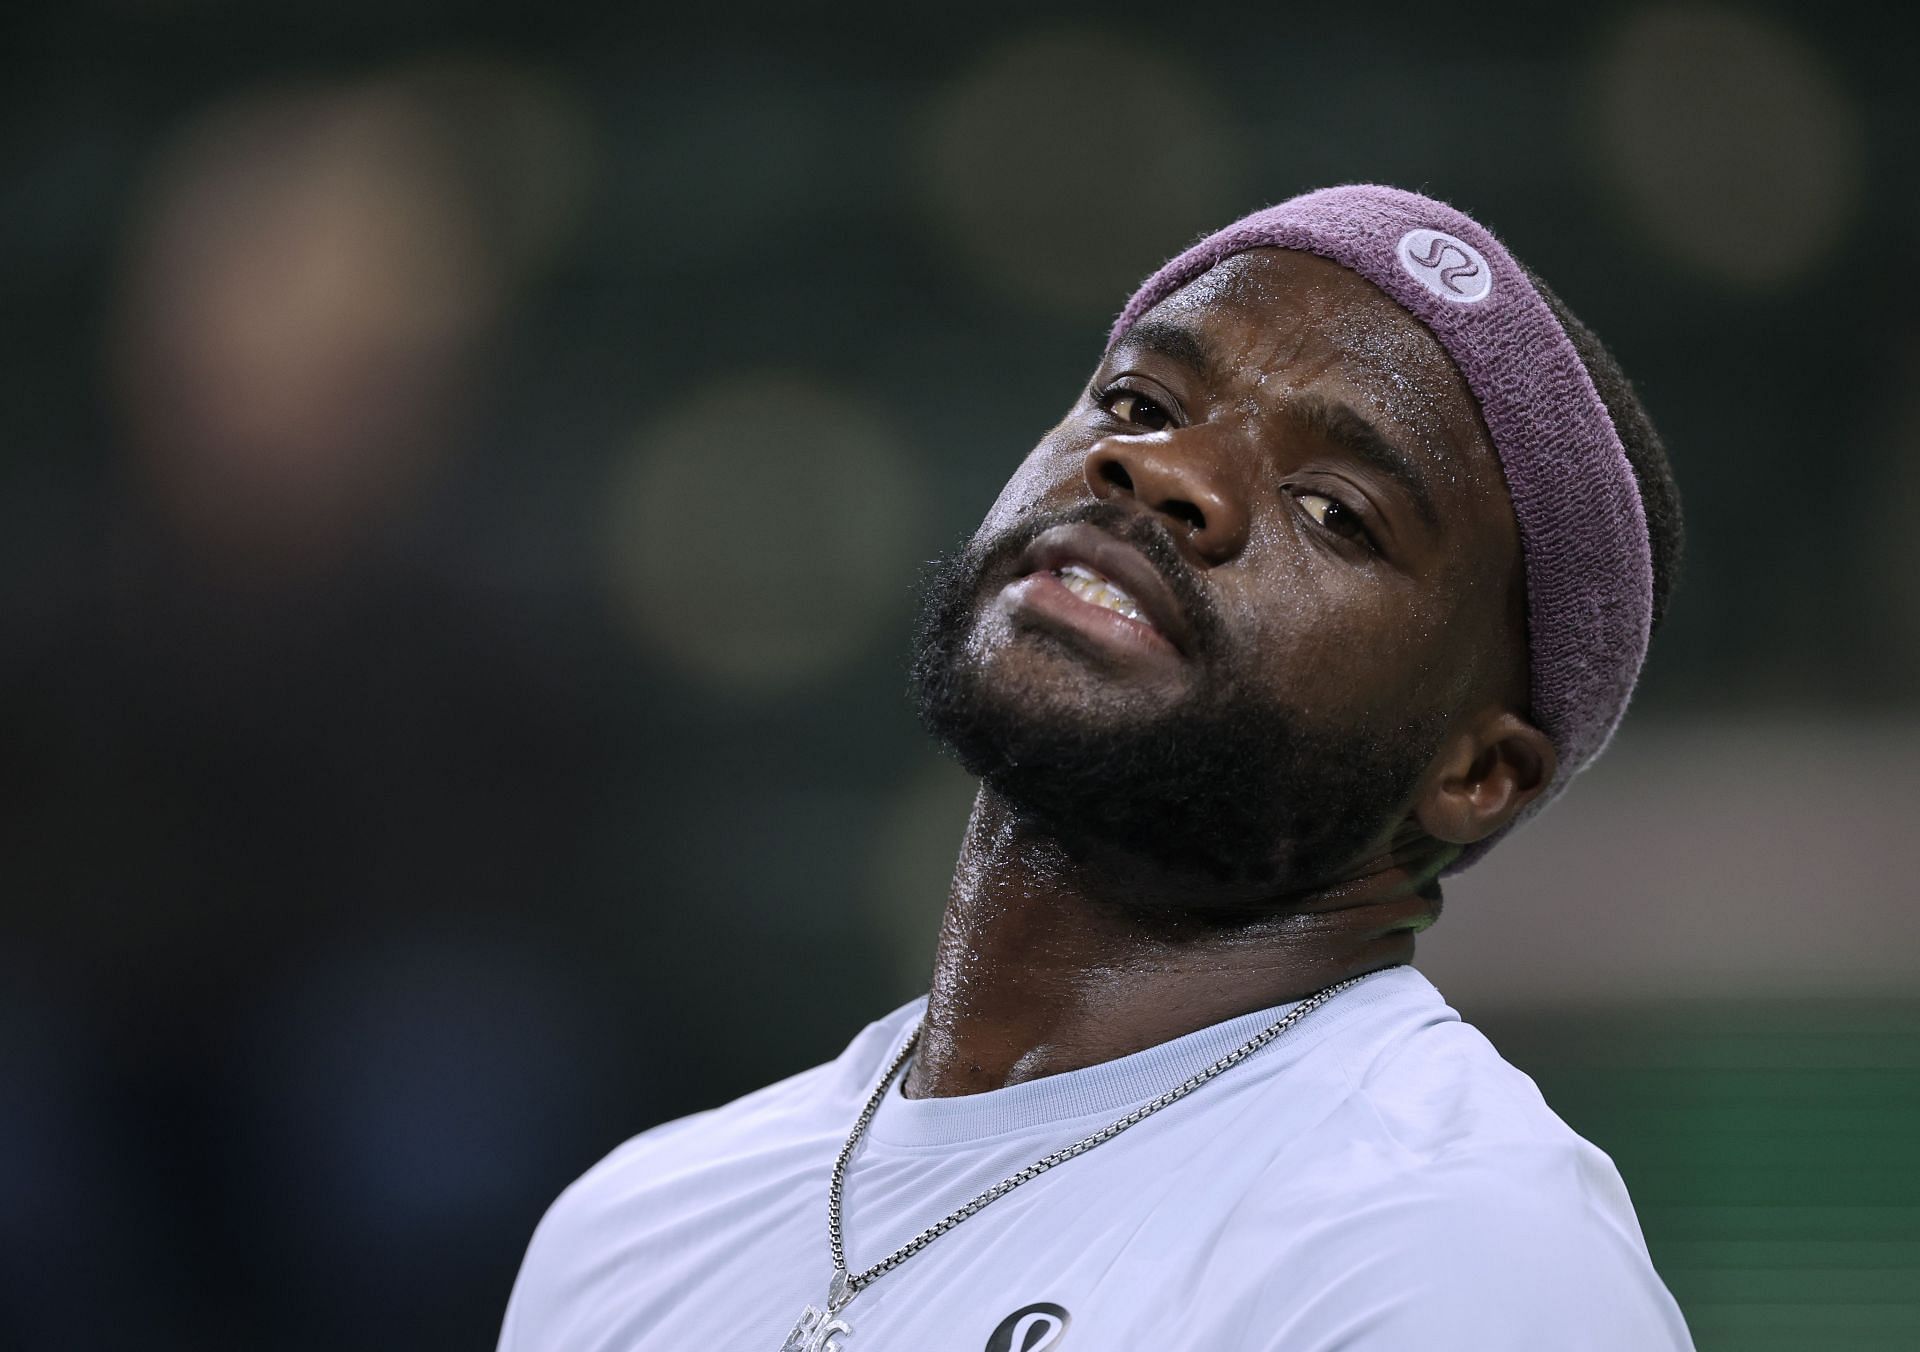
[
  {"x1": 1227, "y1": 553, "x2": 1462, "y2": 716},
  {"x1": 975, "y1": 422, "x2": 1084, "y2": 541},
  {"x1": 1421, "y1": 560, "x2": 1522, "y2": 710},
  {"x1": 1347, "y1": 570, "x2": 1503, "y2": 716}
]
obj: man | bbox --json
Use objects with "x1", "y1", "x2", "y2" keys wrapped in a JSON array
[{"x1": 498, "y1": 185, "x2": 1694, "y2": 1350}]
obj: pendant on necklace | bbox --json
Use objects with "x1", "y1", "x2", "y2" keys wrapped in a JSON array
[{"x1": 780, "y1": 1270, "x2": 854, "y2": 1352}]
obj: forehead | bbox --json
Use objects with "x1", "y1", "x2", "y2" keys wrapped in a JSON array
[{"x1": 1127, "y1": 248, "x2": 1499, "y2": 486}]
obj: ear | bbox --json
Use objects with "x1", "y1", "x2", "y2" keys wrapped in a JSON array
[{"x1": 1413, "y1": 710, "x2": 1558, "y2": 846}]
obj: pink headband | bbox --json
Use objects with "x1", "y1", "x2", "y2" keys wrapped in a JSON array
[{"x1": 1110, "y1": 184, "x2": 1653, "y2": 868}]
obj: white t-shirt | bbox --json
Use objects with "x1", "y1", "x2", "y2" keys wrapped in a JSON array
[{"x1": 499, "y1": 965, "x2": 1694, "y2": 1351}]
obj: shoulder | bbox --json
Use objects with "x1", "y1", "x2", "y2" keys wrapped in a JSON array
[
  {"x1": 1347, "y1": 977, "x2": 1597, "y2": 1164},
  {"x1": 1255, "y1": 1162, "x2": 1696, "y2": 1350},
  {"x1": 496, "y1": 1000, "x2": 921, "y2": 1350},
  {"x1": 566, "y1": 996, "x2": 919, "y2": 1199},
  {"x1": 1237, "y1": 970, "x2": 1695, "y2": 1349},
  {"x1": 1338, "y1": 972, "x2": 1656, "y2": 1263},
  {"x1": 1265, "y1": 1142, "x2": 1695, "y2": 1350}
]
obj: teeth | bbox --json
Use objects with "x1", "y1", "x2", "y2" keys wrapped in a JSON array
[{"x1": 1056, "y1": 563, "x2": 1145, "y2": 622}]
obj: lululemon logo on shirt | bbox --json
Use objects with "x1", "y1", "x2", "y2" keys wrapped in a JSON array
[
  {"x1": 985, "y1": 1302, "x2": 1070, "y2": 1352},
  {"x1": 1395, "y1": 228, "x2": 1492, "y2": 303}
]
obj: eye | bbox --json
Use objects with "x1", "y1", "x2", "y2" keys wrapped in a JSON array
[
  {"x1": 1098, "y1": 387, "x2": 1173, "y2": 431},
  {"x1": 1293, "y1": 490, "x2": 1376, "y2": 551}
]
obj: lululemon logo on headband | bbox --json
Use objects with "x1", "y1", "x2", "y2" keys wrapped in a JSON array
[
  {"x1": 985, "y1": 1302, "x2": 1071, "y2": 1351},
  {"x1": 1396, "y1": 228, "x2": 1492, "y2": 303}
]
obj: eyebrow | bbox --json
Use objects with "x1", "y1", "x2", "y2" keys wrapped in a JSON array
[
  {"x1": 1289, "y1": 394, "x2": 1440, "y2": 532},
  {"x1": 1109, "y1": 318, "x2": 1219, "y2": 385}
]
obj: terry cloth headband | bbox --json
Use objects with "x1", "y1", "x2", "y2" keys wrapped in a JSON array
[{"x1": 1110, "y1": 184, "x2": 1654, "y2": 870}]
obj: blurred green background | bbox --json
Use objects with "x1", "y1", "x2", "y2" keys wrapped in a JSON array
[{"x1": 3, "y1": 2, "x2": 1916, "y2": 1348}]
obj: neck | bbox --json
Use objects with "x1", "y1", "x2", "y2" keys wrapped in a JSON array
[{"x1": 902, "y1": 787, "x2": 1440, "y2": 1100}]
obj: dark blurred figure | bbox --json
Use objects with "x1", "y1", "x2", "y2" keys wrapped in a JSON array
[{"x1": 2, "y1": 64, "x2": 639, "y2": 1351}]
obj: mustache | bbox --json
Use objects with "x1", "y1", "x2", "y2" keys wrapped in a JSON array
[{"x1": 960, "y1": 500, "x2": 1225, "y2": 656}]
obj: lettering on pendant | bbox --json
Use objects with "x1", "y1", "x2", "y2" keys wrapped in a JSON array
[{"x1": 782, "y1": 1305, "x2": 852, "y2": 1352}]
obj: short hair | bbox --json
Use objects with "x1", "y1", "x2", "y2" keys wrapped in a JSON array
[{"x1": 1523, "y1": 265, "x2": 1685, "y2": 635}]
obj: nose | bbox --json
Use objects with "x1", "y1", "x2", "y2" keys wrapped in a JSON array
[{"x1": 1083, "y1": 434, "x2": 1251, "y2": 564}]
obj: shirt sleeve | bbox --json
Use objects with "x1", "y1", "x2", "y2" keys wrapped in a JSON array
[{"x1": 1242, "y1": 1143, "x2": 1696, "y2": 1352}]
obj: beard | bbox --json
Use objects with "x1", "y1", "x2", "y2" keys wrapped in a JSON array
[{"x1": 910, "y1": 501, "x2": 1444, "y2": 893}]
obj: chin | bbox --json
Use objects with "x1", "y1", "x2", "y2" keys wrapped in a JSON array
[
  {"x1": 984, "y1": 653, "x2": 1187, "y2": 733},
  {"x1": 961, "y1": 604, "x2": 1197, "y2": 713}
]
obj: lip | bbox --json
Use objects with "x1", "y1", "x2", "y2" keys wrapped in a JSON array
[{"x1": 1010, "y1": 522, "x2": 1198, "y2": 657}]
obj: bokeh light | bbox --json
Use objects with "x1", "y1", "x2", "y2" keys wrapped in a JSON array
[
  {"x1": 603, "y1": 372, "x2": 926, "y2": 694},
  {"x1": 110, "y1": 60, "x2": 594, "y2": 574},
  {"x1": 1584, "y1": 5, "x2": 1863, "y2": 289},
  {"x1": 915, "y1": 28, "x2": 1249, "y2": 318}
]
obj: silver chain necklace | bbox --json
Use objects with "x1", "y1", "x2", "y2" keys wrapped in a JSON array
[{"x1": 778, "y1": 974, "x2": 1367, "y2": 1352}]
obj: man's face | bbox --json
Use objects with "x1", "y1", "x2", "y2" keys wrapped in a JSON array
[{"x1": 913, "y1": 248, "x2": 1527, "y2": 892}]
